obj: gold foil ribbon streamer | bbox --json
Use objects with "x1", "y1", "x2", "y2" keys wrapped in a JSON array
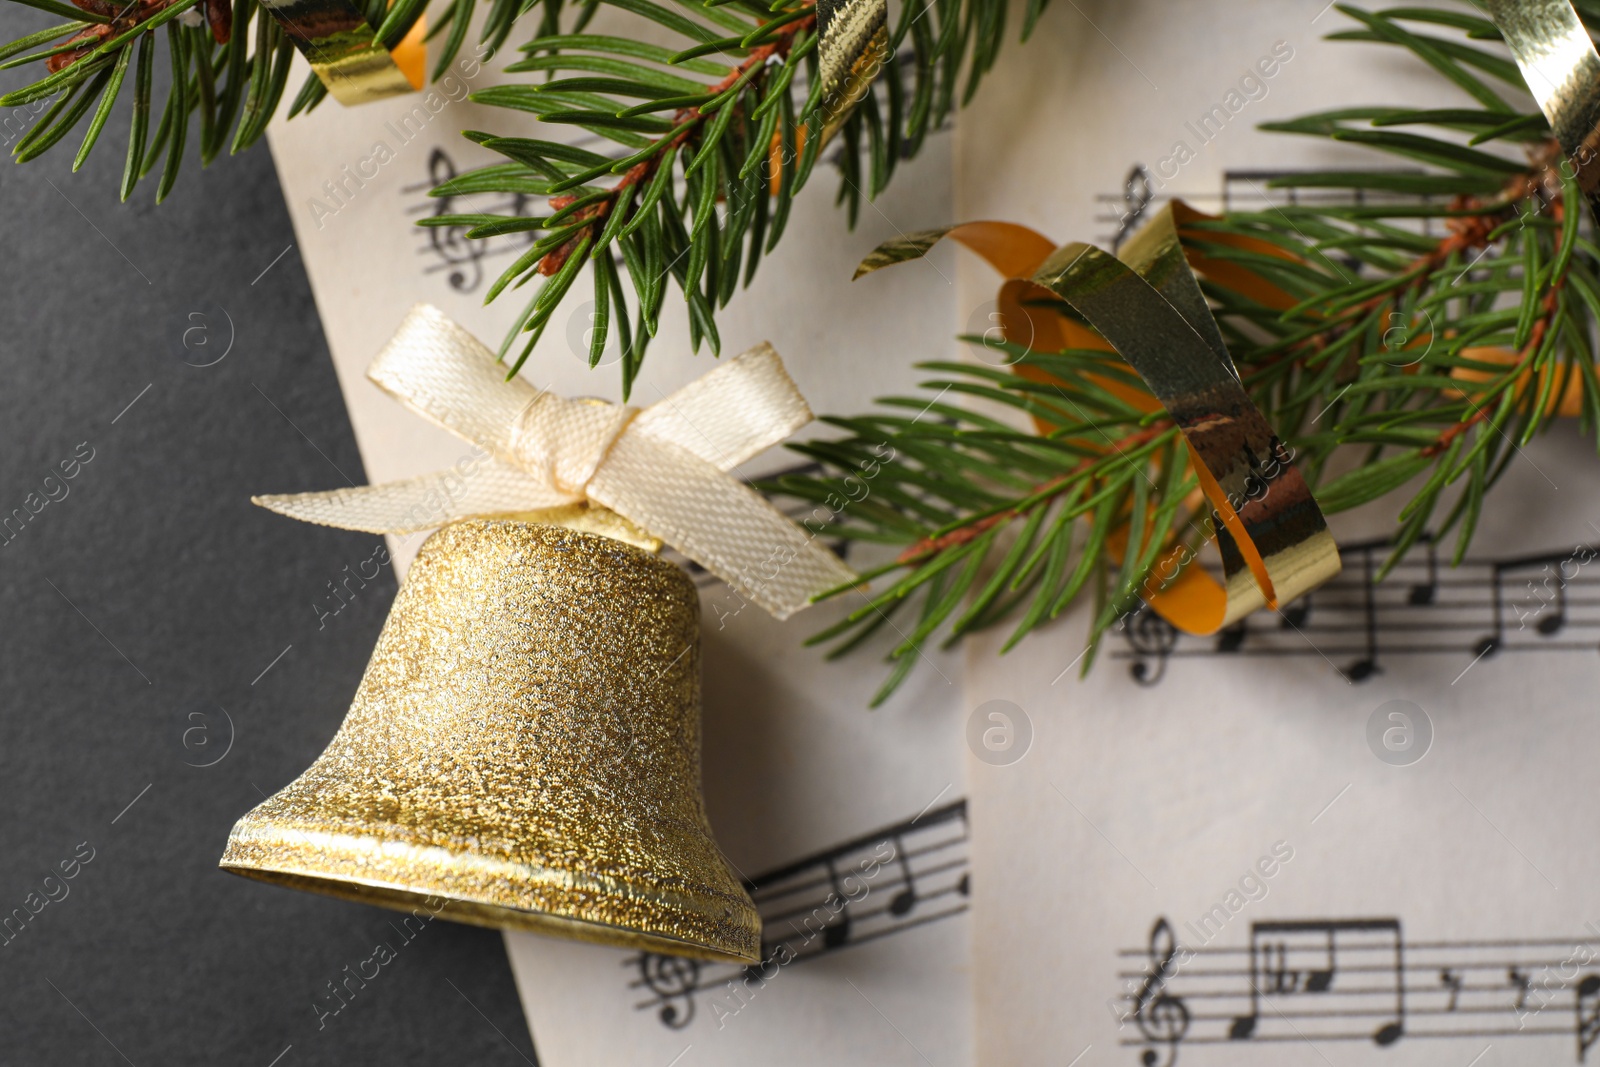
[
  {"x1": 856, "y1": 203, "x2": 1342, "y2": 634},
  {"x1": 815, "y1": 0, "x2": 887, "y2": 136},
  {"x1": 254, "y1": 305, "x2": 857, "y2": 619},
  {"x1": 1480, "y1": 0, "x2": 1600, "y2": 222},
  {"x1": 260, "y1": 0, "x2": 422, "y2": 105}
]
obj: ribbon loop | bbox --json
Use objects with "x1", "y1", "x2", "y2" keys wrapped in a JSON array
[
  {"x1": 853, "y1": 204, "x2": 1343, "y2": 635},
  {"x1": 255, "y1": 305, "x2": 856, "y2": 619}
]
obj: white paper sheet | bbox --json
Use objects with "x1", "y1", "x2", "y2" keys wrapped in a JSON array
[
  {"x1": 964, "y1": 429, "x2": 1600, "y2": 1067},
  {"x1": 952, "y1": 2, "x2": 1600, "y2": 1064}
]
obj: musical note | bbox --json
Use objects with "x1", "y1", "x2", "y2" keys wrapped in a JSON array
[
  {"x1": 1496, "y1": 551, "x2": 1575, "y2": 638},
  {"x1": 629, "y1": 799, "x2": 971, "y2": 1030},
  {"x1": 1539, "y1": 579, "x2": 1569, "y2": 636},
  {"x1": 1216, "y1": 623, "x2": 1247, "y2": 654},
  {"x1": 1511, "y1": 967, "x2": 1533, "y2": 1012},
  {"x1": 1529, "y1": 564, "x2": 1570, "y2": 636},
  {"x1": 1475, "y1": 560, "x2": 1508, "y2": 658},
  {"x1": 1131, "y1": 919, "x2": 1189, "y2": 1067},
  {"x1": 1408, "y1": 536, "x2": 1439, "y2": 605},
  {"x1": 1114, "y1": 534, "x2": 1600, "y2": 685},
  {"x1": 1440, "y1": 967, "x2": 1462, "y2": 1012},
  {"x1": 887, "y1": 834, "x2": 919, "y2": 918},
  {"x1": 1097, "y1": 163, "x2": 1433, "y2": 249},
  {"x1": 1343, "y1": 545, "x2": 1382, "y2": 681},
  {"x1": 1576, "y1": 973, "x2": 1600, "y2": 1062},
  {"x1": 1228, "y1": 920, "x2": 1402, "y2": 1046},
  {"x1": 1119, "y1": 917, "x2": 1600, "y2": 1064},
  {"x1": 1306, "y1": 929, "x2": 1336, "y2": 993},
  {"x1": 821, "y1": 858, "x2": 854, "y2": 949}
]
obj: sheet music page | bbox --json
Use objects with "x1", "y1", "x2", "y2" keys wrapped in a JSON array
[
  {"x1": 966, "y1": 437, "x2": 1600, "y2": 1067},
  {"x1": 262, "y1": 12, "x2": 972, "y2": 1062},
  {"x1": 505, "y1": 792, "x2": 972, "y2": 1066},
  {"x1": 954, "y1": 2, "x2": 1600, "y2": 1064}
]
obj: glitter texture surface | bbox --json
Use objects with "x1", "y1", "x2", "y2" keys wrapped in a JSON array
[{"x1": 220, "y1": 520, "x2": 760, "y2": 964}]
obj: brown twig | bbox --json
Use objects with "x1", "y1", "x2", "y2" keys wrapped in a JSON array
[
  {"x1": 535, "y1": 11, "x2": 815, "y2": 277},
  {"x1": 1420, "y1": 195, "x2": 1568, "y2": 458},
  {"x1": 896, "y1": 151, "x2": 1571, "y2": 564},
  {"x1": 893, "y1": 424, "x2": 1170, "y2": 564},
  {"x1": 1260, "y1": 158, "x2": 1552, "y2": 375},
  {"x1": 47, "y1": 0, "x2": 226, "y2": 73}
]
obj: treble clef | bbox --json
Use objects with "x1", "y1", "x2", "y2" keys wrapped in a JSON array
[
  {"x1": 1123, "y1": 605, "x2": 1178, "y2": 686},
  {"x1": 1113, "y1": 164, "x2": 1155, "y2": 251},
  {"x1": 636, "y1": 952, "x2": 702, "y2": 1029},
  {"x1": 1131, "y1": 918, "x2": 1189, "y2": 1067},
  {"x1": 419, "y1": 148, "x2": 487, "y2": 293}
]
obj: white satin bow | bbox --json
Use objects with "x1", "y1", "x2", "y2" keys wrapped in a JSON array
[{"x1": 255, "y1": 305, "x2": 857, "y2": 618}]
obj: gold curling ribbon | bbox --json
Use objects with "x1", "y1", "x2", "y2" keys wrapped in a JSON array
[
  {"x1": 1480, "y1": 0, "x2": 1600, "y2": 224},
  {"x1": 855, "y1": 202, "x2": 1342, "y2": 635},
  {"x1": 261, "y1": 0, "x2": 423, "y2": 105},
  {"x1": 765, "y1": 0, "x2": 884, "y2": 190},
  {"x1": 255, "y1": 305, "x2": 858, "y2": 619},
  {"x1": 815, "y1": 0, "x2": 888, "y2": 137}
]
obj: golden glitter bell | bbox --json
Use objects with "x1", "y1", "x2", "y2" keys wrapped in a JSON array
[{"x1": 219, "y1": 519, "x2": 761, "y2": 964}]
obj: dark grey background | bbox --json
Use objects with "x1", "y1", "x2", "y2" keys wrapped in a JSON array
[{"x1": 0, "y1": 8, "x2": 539, "y2": 1063}]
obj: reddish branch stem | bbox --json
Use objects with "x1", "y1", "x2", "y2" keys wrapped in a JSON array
[
  {"x1": 1420, "y1": 193, "x2": 1568, "y2": 458},
  {"x1": 536, "y1": 10, "x2": 815, "y2": 277},
  {"x1": 48, "y1": 0, "x2": 226, "y2": 74},
  {"x1": 1266, "y1": 151, "x2": 1567, "y2": 380},
  {"x1": 893, "y1": 151, "x2": 1576, "y2": 564},
  {"x1": 893, "y1": 425, "x2": 1171, "y2": 565}
]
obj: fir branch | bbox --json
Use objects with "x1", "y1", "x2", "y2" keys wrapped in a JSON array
[
  {"x1": 0, "y1": 0, "x2": 502, "y2": 198},
  {"x1": 0, "y1": 0, "x2": 1029, "y2": 365},
  {"x1": 441, "y1": 0, "x2": 1025, "y2": 395},
  {"x1": 772, "y1": 0, "x2": 1600, "y2": 703},
  {"x1": 1, "y1": 0, "x2": 306, "y2": 198}
]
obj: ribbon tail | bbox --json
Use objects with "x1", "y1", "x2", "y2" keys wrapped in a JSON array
[
  {"x1": 853, "y1": 222, "x2": 1058, "y2": 281},
  {"x1": 1030, "y1": 230, "x2": 1341, "y2": 632},
  {"x1": 253, "y1": 459, "x2": 576, "y2": 534},
  {"x1": 589, "y1": 433, "x2": 857, "y2": 619}
]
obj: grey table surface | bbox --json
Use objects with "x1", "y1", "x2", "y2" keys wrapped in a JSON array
[{"x1": 0, "y1": 11, "x2": 540, "y2": 1064}]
